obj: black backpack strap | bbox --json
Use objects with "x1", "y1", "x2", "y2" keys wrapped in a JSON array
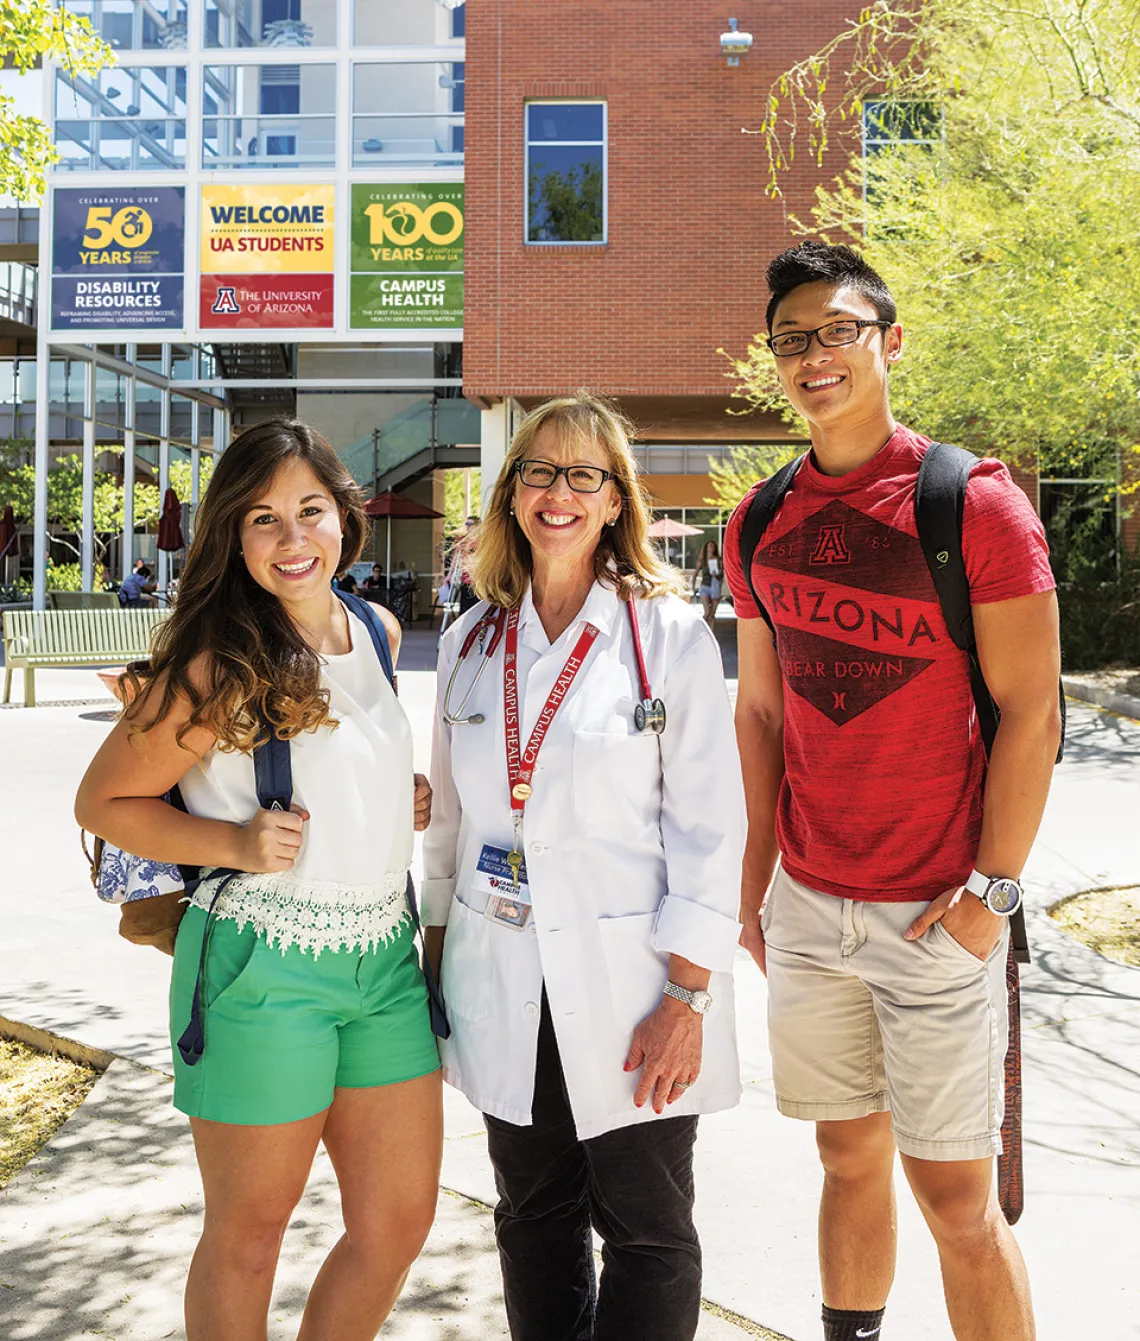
[
  {"x1": 914, "y1": 442, "x2": 1001, "y2": 747},
  {"x1": 335, "y1": 587, "x2": 450, "y2": 1039},
  {"x1": 915, "y1": 442, "x2": 1037, "y2": 962},
  {"x1": 737, "y1": 453, "x2": 808, "y2": 631}
]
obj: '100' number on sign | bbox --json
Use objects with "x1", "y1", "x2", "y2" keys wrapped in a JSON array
[{"x1": 363, "y1": 201, "x2": 463, "y2": 247}]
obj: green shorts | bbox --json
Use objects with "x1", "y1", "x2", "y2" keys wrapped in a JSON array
[{"x1": 170, "y1": 906, "x2": 440, "y2": 1126}]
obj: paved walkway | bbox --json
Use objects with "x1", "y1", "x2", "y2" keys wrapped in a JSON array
[{"x1": 1, "y1": 644, "x2": 1138, "y2": 1340}]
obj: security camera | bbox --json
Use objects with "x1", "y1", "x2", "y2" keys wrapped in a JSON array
[{"x1": 720, "y1": 17, "x2": 753, "y2": 66}]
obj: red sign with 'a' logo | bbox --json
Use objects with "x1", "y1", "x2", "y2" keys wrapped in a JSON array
[{"x1": 199, "y1": 274, "x2": 334, "y2": 329}]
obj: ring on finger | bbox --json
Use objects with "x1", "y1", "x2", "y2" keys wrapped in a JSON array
[{"x1": 671, "y1": 1079, "x2": 692, "y2": 1091}]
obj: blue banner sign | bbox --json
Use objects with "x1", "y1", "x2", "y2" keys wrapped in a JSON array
[{"x1": 51, "y1": 186, "x2": 185, "y2": 328}]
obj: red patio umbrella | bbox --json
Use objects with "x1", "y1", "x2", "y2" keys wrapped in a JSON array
[
  {"x1": 362, "y1": 491, "x2": 443, "y2": 577},
  {"x1": 0, "y1": 505, "x2": 17, "y2": 560},
  {"x1": 156, "y1": 488, "x2": 185, "y2": 552},
  {"x1": 647, "y1": 517, "x2": 704, "y2": 539}
]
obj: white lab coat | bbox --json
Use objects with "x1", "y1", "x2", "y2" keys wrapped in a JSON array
[{"x1": 423, "y1": 580, "x2": 745, "y2": 1140}]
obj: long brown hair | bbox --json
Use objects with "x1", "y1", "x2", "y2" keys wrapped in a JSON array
[
  {"x1": 472, "y1": 392, "x2": 686, "y2": 608},
  {"x1": 124, "y1": 418, "x2": 367, "y2": 751}
]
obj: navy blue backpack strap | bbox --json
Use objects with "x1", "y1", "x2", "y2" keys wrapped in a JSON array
[
  {"x1": 336, "y1": 589, "x2": 395, "y2": 684},
  {"x1": 737, "y1": 453, "x2": 808, "y2": 632},
  {"x1": 177, "y1": 711, "x2": 292, "y2": 1066},
  {"x1": 335, "y1": 587, "x2": 450, "y2": 1039}
]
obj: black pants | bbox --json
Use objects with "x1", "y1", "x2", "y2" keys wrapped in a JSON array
[{"x1": 484, "y1": 998, "x2": 702, "y2": 1341}]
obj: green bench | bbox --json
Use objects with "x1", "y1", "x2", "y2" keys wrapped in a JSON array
[
  {"x1": 48, "y1": 590, "x2": 119, "y2": 611},
  {"x1": 2, "y1": 608, "x2": 171, "y2": 708}
]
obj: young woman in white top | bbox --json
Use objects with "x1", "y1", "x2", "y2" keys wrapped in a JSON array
[
  {"x1": 693, "y1": 538, "x2": 723, "y2": 630},
  {"x1": 423, "y1": 393, "x2": 746, "y2": 1341},
  {"x1": 76, "y1": 419, "x2": 441, "y2": 1341}
]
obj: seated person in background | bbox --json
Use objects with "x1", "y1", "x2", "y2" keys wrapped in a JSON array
[
  {"x1": 390, "y1": 560, "x2": 416, "y2": 625},
  {"x1": 119, "y1": 564, "x2": 157, "y2": 607},
  {"x1": 362, "y1": 563, "x2": 386, "y2": 592},
  {"x1": 336, "y1": 571, "x2": 359, "y2": 595}
]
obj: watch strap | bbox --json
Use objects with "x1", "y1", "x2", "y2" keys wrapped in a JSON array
[
  {"x1": 664, "y1": 980, "x2": 696, "y2": 1007},
  {"x1": 964, "y1": 869, "x2": 991, "y2": 899}
]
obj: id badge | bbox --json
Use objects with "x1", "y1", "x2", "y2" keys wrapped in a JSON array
[{"x1": 474, "y1": 842, "x2": 532, "y2": 931}]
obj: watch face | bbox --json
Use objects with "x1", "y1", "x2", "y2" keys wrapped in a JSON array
[
  {"x1": 987, "y1": 878, "x2": 1022, "y2": 915},
  {"x1": 691, "y1": 990, "x2": 713, "y2": 1015}
]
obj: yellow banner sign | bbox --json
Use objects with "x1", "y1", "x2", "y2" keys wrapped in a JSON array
[{"x1": 200, "y1": 184, "x2": 335, "y2": 275}]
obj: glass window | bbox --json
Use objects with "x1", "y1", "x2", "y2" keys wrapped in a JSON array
[
  {"x1": 60, "y1": 1, "x2": 188, "y2": 51},
  {"x1": 862, "y1": 101, "x2": 942, "y2": 155},
  {"x1": 54, "y1": 65, "x2": 187, "y2": 170},
  {"x1": 526, "y1": 101, "x2": 605, "y2": 244},
  {"x1": 352, "y1": 62, "x2": 464, "y2": 167},
  {"x1": 353, "y1": 0, "x2": 461, "y2": 45},
  {"x1": 202, "y1": 63, "x2": 335, "y2": 169},
  {"x1": 204, "y1": 0, "x2": 337, "y2": 48}
]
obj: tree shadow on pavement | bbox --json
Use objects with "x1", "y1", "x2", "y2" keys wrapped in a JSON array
[{"x1": 0, "y1": 1059, "x2": 509, "y2": 1341}]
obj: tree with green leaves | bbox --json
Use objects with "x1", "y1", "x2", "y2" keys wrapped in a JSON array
[
  {"x1": 718, "y1": 0, "x2": 1140, "y2": 505},
  {"x1": 528, "y1": 161, "x2": 604, "y2": 242},
  {"x1": 443, "y1": 466, "x2": 480, "y2": 534},
  {"x1": 0, "y1": 442, "x2": 211, "y2": 576},
  {"x1": 0, "y1": 0, "x2": 113, "y2": 202}
]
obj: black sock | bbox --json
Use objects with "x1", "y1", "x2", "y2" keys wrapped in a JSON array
[{"x1": 822, "y1": 1304, "x2": 886, "y2": 1340}]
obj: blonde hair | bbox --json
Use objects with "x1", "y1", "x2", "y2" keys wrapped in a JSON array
[{"x1": 471, "y1": 393, "x2": 687, "y2": 608}]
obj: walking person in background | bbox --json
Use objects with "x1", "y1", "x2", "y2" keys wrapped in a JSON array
[
  {"x1": 724, "y1": 242, "x2": 1060, "y2": 1341},
  {"x1": 692, "y1": 539, "x2": 723, "y2": 629},
  {"x1": 446, "y1": 514, "x2": 480, "y2": 614},
  {"x1": 76, "y1": 419, "x2": 441, "y2": 1341},
  {"x1": 424, "y1": 393, "x2": 745, "y2": 1341}
]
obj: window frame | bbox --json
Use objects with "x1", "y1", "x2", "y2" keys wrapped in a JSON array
[
  {"x1": 524, "y1": 99, "x2": 608, "y2": 247},
  {"x1": 350, "y1": 59, "x2": 466, "y2": 168},
  {"x1": 861, "y1": 100, "x2": 944, "y2": 159}
]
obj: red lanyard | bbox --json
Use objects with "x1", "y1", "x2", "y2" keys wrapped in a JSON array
[{"x1": 503, "y1": 604, "x2": 600, "y2": 817}]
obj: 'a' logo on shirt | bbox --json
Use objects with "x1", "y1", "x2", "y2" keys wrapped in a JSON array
[{"x1": 809, "y1": 523, "x2": 851, "y2": 565}]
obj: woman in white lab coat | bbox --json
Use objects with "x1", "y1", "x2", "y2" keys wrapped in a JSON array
[{"x1": 423, "y1": 393, "x2": 745, "y2": 1341}]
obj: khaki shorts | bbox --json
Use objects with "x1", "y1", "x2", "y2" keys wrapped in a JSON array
[{"x1": 763, "y1": 868, "x2": 1009, "y2": 1161}]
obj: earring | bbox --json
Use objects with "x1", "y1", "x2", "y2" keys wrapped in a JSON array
[{"x1": 606, "y1": 518, "x2": 617, "y2": 527}]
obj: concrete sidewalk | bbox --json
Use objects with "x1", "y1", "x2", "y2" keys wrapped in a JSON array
[{"x1": 2, "y1": 656, "x2": 1139, "y2": 1340}]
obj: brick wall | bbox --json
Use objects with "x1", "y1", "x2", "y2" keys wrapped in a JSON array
[{"x1": 464, "y1": 1, "x2": 864, "y2": 403}]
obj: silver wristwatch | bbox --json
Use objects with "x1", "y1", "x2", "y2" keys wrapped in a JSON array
[
  {"x1": 663, "y1": 981, "x2": 713, "y2": 1015},
  {"x1": 964, "y1": 869, "x2": 1023, "y2": 917}
]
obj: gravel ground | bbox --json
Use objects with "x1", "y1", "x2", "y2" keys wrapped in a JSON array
[
  {"x1": 1049, "y1": 886, "x2": 1140, "y2": 969},
  {"x1": 1070, "y1": 666, "x2": 1140, "y2": 699},
  {"x1": 0, "y1": 1039, "x2": 97, "y2": 1188}
]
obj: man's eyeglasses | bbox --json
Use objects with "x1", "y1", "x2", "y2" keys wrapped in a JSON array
[
  {"x1": 766, "y1": 319, "x2": 891, "y2": 358},
  {"x1": 514, "y1": 459, "x2": 614, "y2": 494}
]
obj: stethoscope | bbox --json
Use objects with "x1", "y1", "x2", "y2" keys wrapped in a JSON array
[{"x1": 442, "y1": 598, "x2": 667, "y2": 734}]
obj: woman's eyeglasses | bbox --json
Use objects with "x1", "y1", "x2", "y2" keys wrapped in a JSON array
[{"x1": 514, "y1": 460, "x2": 614, "y2": 494}]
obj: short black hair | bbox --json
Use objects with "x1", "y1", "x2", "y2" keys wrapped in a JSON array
[
  {"x1": 765, "y1": 241, "x2": 897, "y2": 332},
  {"x1": 137, "y1": 564, "x2": 152, "y2": 578}
]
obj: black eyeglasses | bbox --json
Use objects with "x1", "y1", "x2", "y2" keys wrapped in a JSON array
[
  {"x1": 766, "y1": 319, "x2": 891, "y2": 358},
  {"x1": 514, "y1": 459, "x2": 614, "y2": 494}
]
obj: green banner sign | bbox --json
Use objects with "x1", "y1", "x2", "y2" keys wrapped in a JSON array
[
  {"x1": 351, "y1": 273, "x2": 464, "y2": 328},
  {"x1": 350, "y1": 183, "x2": 464, "y2": 329}
]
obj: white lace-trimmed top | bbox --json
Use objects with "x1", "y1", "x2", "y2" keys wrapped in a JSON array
[{"x1": 178, "y1": 607, "x2": 414, "y2": 956}]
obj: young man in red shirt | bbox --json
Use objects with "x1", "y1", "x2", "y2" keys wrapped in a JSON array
[{"x1": 724, "y1": 242, "x2": 1061, "y2": 1341}]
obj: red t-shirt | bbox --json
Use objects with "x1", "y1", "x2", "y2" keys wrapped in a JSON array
[{"x1": 723, "y1": 425, "x2": 1055, "y2": 902}]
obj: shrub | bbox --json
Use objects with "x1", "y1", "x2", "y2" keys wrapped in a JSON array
[{"x1": 1057, "y1": 547, "x2": 1140, "y2": 672}]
